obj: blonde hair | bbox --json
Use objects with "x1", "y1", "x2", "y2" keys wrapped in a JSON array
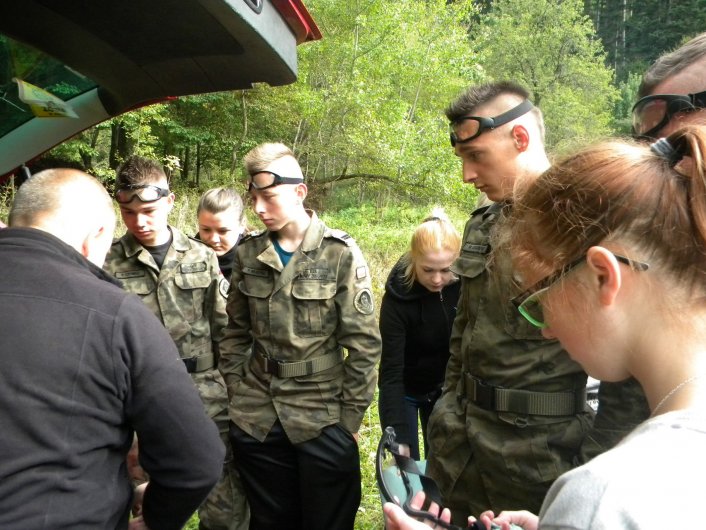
[
  {"x1": 243, "y1": 142, "x2": 298, "y2": 176},
  {"x1": 402, "y1": 208, "x2": 461, "y2": 287}
]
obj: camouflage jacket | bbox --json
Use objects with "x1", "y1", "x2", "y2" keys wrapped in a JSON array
[
  {"x1": 427, "y1": 202, "x2": 592, "y2": 514},
  {"x1": 104, "y1": 227, "x2": 229, "y2": 422},
  {"x1": 219, "y1": 211, "x2": 381, "y2": 444}
]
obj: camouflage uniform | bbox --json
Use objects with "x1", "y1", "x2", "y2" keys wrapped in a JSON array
[
  {"x1": 219, "y1": 211, "x2": 380, "y2": 442},
  {"x1": 426, "y1": 202, "x2": 593, "y2": 522},
  {"x1": 218, "y1": 211, "x2": 380, "y2": 528},
  {"x1": 104, "y1": 226, "x2": 249, "y2": 530}
]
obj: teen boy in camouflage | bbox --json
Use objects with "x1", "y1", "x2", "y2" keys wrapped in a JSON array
[
  {"x1": 104, "y1": 156, "x2": 248, "y2": 530},
  {"x1": 219, "y1": 142, "x2": 381, "y2": 530}
]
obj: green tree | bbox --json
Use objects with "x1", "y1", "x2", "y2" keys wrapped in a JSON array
[{"x1": 476, "y1": 0, "x2": 618, "y2": 152}]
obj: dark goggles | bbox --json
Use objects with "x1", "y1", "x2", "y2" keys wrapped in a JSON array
[
  {"x1": 449, "y1": 99, "x2": 534, "y2": 146},
  {"x1": 632, "y1": 90, "x2": 706, "y2": 138},
  {"x1": 376, "y1": 427, "x2": 493, "y2": 530},
  {"x1": 247, "y1": 171, "x2": 303, "y2": 192},
  {"x1": 114, "y1": 184, "x2": 170, "y2": 204}
]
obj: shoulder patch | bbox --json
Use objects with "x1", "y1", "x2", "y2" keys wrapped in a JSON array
[
  {"x1": 219, "y1": 277, "x2": 230, "y2": 298},
  {"x1": 326, "y1": 228, "x2": 354, "y2": 246},
  {"x1": 354, "y1": 288, "x2": 374, "y2": 315}
]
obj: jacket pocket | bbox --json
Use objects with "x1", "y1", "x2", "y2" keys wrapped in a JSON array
[
  {"x1": 291, "y1": 279, "x2": 337, "y2": 337},
  {"x1": 239, "y1": 272, "x2": 274, "y2": 331},
  {"x1": 174, "y1": 270, "x2": 211, "y2": 321}
]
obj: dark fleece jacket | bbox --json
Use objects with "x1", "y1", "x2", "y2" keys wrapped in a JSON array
[{"x1": 378, "y1": 256, "x2": 460, "y2": 445}]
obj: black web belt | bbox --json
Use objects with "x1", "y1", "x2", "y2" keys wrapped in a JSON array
[
  {"x1": 462, "y1": 373, "x2": 586, "y2": 416},
  {"x1": 253, "y1": 345, "x2": 343, "y2": 378}
]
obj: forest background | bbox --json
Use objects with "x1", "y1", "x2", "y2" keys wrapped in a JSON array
[{"x1": 2, "y1": 0, "x2": 705, "y2": 528}]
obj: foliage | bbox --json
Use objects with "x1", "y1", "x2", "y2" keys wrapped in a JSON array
[
  {"x1": 475, "y1": 0, "x2": 618, "y2": 152},
  {"x1": 584, "y1": 0, "x2": 706, "y2": 83}
]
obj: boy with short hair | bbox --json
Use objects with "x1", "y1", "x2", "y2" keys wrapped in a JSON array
[
  {"x1": 219, "y1": 142, "x2": 381, "y2": 530},
  {"x1": 104, "y1": 155, "x2": 248, "y2": 530}
]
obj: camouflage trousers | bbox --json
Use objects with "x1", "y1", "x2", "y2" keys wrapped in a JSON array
[
  {"x1": 194, "y1": 369, "x2": 250, "y2": 530},
  {"x1": 426, "y1": 392, "x2": 593, "y2": 525}
]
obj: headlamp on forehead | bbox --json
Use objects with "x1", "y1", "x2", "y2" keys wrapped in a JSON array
[
  {"x1": 114, "y1": 184, "x2": 170, "y2": 204},
  {"x1": 247, "y1": 171, "x2": 303, "y2": 192},
  {"x1": 632, "y1": 90, "x2": 706, "y2": 138},
  {"x1": 449, "y1": 99, "x2": 534, "y2": 146}
]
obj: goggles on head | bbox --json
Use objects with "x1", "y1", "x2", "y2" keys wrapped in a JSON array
[
  {"x1": 114, "y1": 184, "x2": 170, "y2": 204},
  {"x1": 449, "y1": 99, "x2": 534, "y2": 146},
  {"x1": 247, "y1": 171, "x2": 303, "y2": 192},
  {"x1": 632, "y1": 90, "x2": 706, "y2": 138}
]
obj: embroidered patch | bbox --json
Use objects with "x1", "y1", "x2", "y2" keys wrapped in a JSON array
[
  {"x1": 356, "y1": 266, "x2": 367, "y2": 280},
  {"x1": 219, "y1": 277, "x2": 230, "y2": 298},
  {"x1": 354, "y1": 288, "x2": 374, "y2": 315},
  {"x1": 180, "y1": 262, "x2": 207, "y2": 274},
  {"x1": 243, "y1": 266, "x2": 269, "y2": 278},
  {"x1": 114, "y1": 270, "x2": 145, "y2": 279}
]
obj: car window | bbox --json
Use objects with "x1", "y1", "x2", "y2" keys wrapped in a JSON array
[{"x1": 1, "y1": 33, "x2": 96, "y2": 137}]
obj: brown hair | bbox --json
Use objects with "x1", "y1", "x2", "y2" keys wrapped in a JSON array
[
  {"x1": 639, "y1": 32, "x2": 706, "y2": 98},
  {"x1": 115, "y1": 156, "x2": 168, "y2": 188},
  {"x1": 197, "y1": 187, "x2": 244, "y2": 222},
  {"x1": 446, "y1": 81, "x2": 546, "y2": 142},
  {"x1": 401, "y1": 208, "x2": 461, "y2": 287},
  {"x1": 510, "y1": 125, "x2": 706, "y2": 291}
]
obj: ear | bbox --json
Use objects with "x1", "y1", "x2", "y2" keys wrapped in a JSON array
[
  {"x1": 295, "y1": 183, "x2": 308, "y2": 202},
  {"x1": 166, "y1": 191, "x2": 176, "y2": 211},
  {"x1": 511, "y1": 124, "x2": 530, "y2": 152},
  {"x1": 585, "y1": 246, "x2": 622, "y2": 307}
]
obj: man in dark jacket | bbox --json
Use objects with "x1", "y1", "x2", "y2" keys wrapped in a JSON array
[{"x1": 0, "y1": 168, "x2": 224, "y2": 530}]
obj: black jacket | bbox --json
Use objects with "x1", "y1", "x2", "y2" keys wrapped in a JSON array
[
  {"x1": 0, "y1": 228, "x2": 224, "y2": 530},
  {"x1": 378, "y1": 257, "x2": 460, "y2": 444}
]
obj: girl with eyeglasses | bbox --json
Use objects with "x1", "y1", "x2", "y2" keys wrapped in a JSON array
[{"x1": 384, "y1": 125, "x2": 706, "y2": 530}]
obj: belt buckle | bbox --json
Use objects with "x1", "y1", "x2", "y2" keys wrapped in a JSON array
[
  {"x1": 183, "y1": 357, "x2": 197, "y2": 373},
  {"x1": 262, "y1": 355, "x2": 281, "y2": 376},
  {"x1": 472, "y1": 377, "x2": 495, "y2": 410}
]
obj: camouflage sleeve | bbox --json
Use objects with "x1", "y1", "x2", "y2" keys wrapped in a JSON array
[
  {"x1": 218, "y1": 249, "x2": 252, "y2": 385},
  {"x1": 204, "y1": 249, "x2": 228, "y2": 357},
  {"x1": 577, "y1": 377, "x2": 650, "y2": 463},
  {"x1": 335, "y1": 243, "x2": 382, "y2": 434},
  {"x1": 442, "y1": 285, "x2": 466, "y2": 394}
]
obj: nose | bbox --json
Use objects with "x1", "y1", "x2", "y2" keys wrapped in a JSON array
[
  {"x1": 135, "y1": 213, "x2": 148, "y2": 227},
  {"x1": 252, "y1": 195, "x2": 266, "y2": 215},
  {"x1": 462, "y1": 161, "x2": 478, "y2": 183}
]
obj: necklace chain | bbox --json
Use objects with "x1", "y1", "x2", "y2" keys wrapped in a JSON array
[{"x1": 651, "y1": 374, "x2": 702, "y2": 416}]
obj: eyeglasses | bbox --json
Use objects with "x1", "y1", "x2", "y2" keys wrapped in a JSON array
[
  {"x1": 247, "y1": 171, "x2": 303, "y2": 192},
  {"x1": 449, "y1": 99, "x2": 534, "y2": 146},
  {"x1": 512, "y1": 254, "x2": 650, "y2": 329},
  {"x1": 114, "y1": 184, "x2": 170, "y2": 204},
  {"x1": 631, "y1": 90, "x2": 706, "y2": 138}
]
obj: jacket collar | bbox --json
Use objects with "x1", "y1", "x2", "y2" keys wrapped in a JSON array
[{"x1": 0, "y1": 227, "x2": 122, "y2": 287}]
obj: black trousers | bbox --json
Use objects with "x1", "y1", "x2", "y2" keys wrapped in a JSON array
[{"x1": 229, "y1": 420, "x2": 361, "y2": 530}]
